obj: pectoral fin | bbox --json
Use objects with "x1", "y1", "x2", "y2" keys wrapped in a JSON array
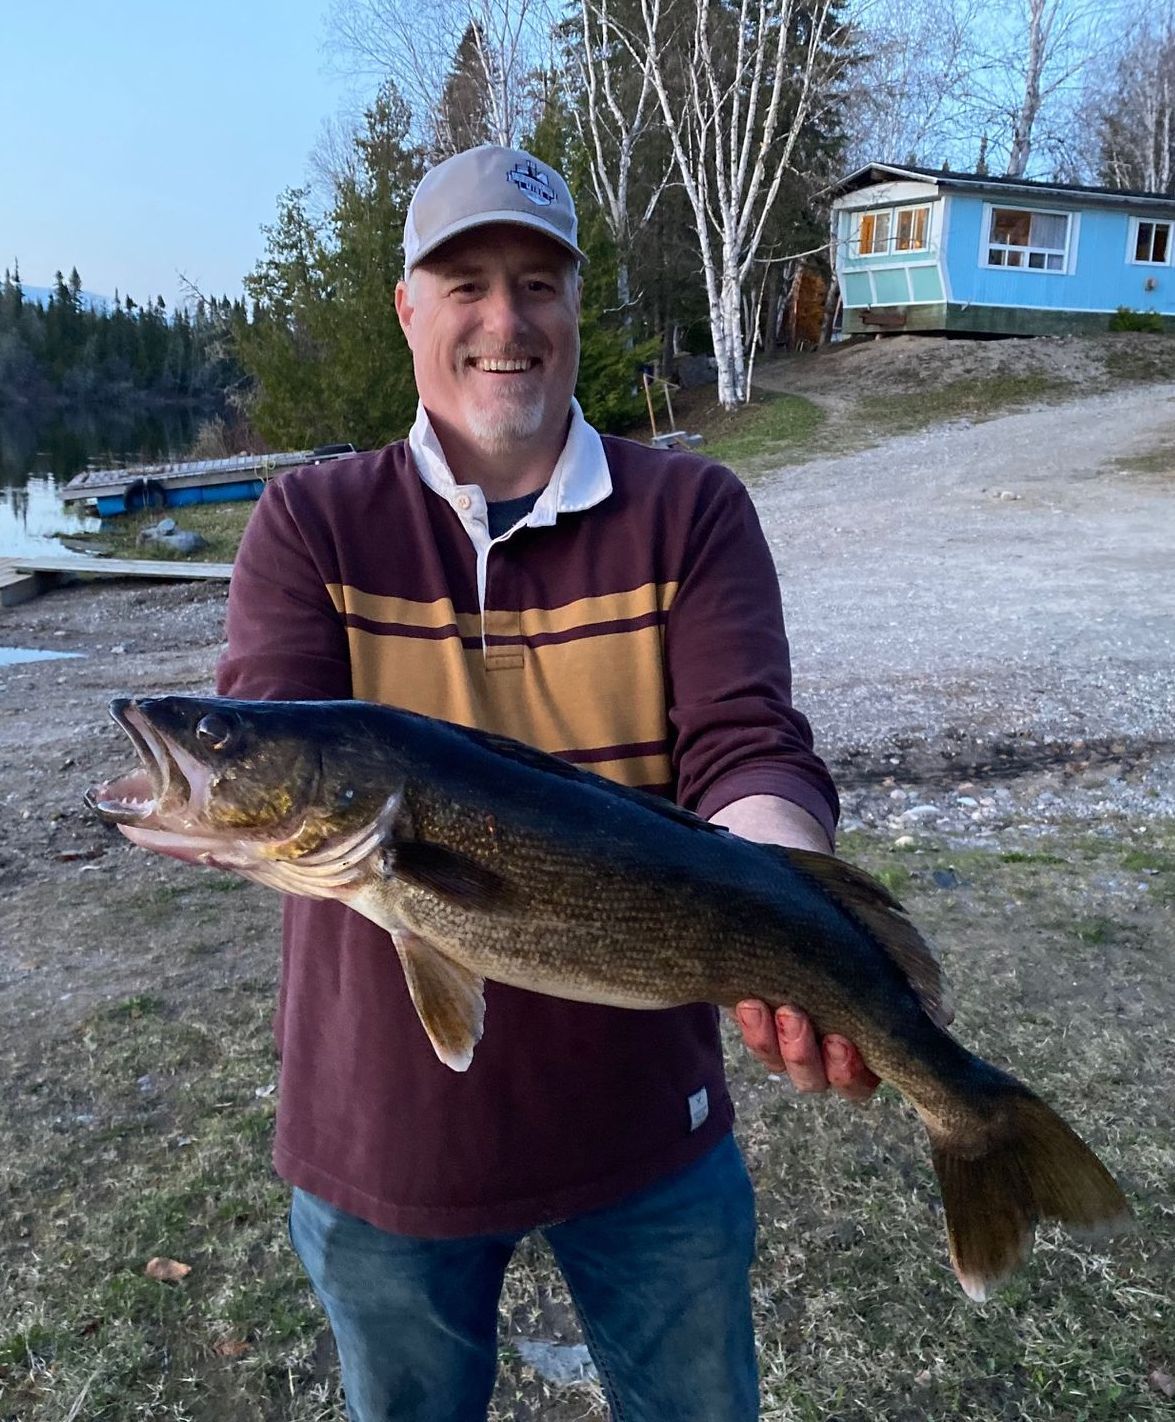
[
  {"x1": 392, "y1": 928, "x2": 486, "y2": 1072},
  {"x1": 374, "y1": 800, "x2": 512, "y2": 911},
  {"x1": 391, "y1": 841, "x2": 512, "y2": 909}
]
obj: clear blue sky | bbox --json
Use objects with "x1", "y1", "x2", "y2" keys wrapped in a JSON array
[{"x1": 1, "y1": 0, "x2": 351, "y2": 310}]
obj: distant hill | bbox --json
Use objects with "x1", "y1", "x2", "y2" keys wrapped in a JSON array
[{"x1": 20, "y1": 285, "x2": 109, "y2": 312}]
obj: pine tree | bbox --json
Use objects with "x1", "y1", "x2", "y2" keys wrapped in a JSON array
[
  {"x1": 236, "y1": 83, "x2": 423, "y2": 448},
  {"x1": 524, "y1": 85, "x2": 655, "y2": 430},
  {"x1": 433, "y1": 23, "x2": 493, "y2": 157}
]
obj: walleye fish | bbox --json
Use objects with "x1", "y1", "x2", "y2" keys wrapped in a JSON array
[{"x1": 88, "y1": 694, "x2": 1130, "y2": 1300}]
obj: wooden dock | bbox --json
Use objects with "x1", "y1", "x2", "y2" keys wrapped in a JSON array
[{"x1": 0, "y1": 554, "x2": 234, "y2": 607}]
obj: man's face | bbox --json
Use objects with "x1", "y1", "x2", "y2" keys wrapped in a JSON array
[{"x1": 395, "y1": 225, "x2": 582, "y2": 459}]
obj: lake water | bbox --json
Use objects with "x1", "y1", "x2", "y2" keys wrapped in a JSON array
[
  {"x1": 0, "y1": 405, "x2": 198, "y2": 558},
  {"x1": 0, "y1": 646, "x2": 86, "y2": 667}
]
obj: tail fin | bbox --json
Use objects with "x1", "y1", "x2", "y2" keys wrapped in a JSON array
[{"x1": 926, "y1": 1085, "x2": 1131, "y2": 1302}]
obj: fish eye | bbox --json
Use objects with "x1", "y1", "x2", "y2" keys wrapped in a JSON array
[{"x1": 195, "y1": 713, "x2": 234, "y2": 752}]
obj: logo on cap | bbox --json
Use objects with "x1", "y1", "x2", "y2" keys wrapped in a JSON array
[{"x1": 507, "y1": 161, "x2": 556, "y2": 207}]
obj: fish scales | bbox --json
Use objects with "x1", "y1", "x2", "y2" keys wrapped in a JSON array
[{"x1": 89, "y1": 694, "x2": 1132, "y2": 1301}]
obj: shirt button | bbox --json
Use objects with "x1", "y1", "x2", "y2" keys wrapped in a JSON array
[{"x1": 457, "y1": 495, "x2": 472, "y2": 511}]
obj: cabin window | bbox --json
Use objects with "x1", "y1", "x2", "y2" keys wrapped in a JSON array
[
  {"x1": 896, "y1": 206, "x2": 929, "y2": 251},
  {"x1": 852, "y1": 204, "x2": 931, "y2": 256},
  {"x1": 985, "y1": 207, "x2": 1069, "y2": 271},
  {"x1": 1132, "y1": 219, "x2": 1172, "y2": 264},
  {"x1": 856, "y1": 209, "x2": 890, "y2": 255}
]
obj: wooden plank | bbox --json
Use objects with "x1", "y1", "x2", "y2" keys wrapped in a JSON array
[
  {"x1": 8, "y1": 554, "x2": 233, "y2": 581},
  {"x1": 0, "y1": 564, "x2": 52, "y2": 608},
  {"x1": 842, "y1": 302, "x2": 947, "y2": 336},
  {"x1": 860, "y1": 307, "x2": 908, "y2": 329}
]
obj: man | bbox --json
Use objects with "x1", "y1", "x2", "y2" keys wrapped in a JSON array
[{"x1": 218, "y1": 144, "x2": 876, "y2": 1421}]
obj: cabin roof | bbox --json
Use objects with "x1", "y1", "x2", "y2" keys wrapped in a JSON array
[{"x1": 828, "y1": 163, "x2": 1175, "y2": 212}]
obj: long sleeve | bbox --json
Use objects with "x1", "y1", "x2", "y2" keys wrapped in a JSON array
[
  {"x1": 663, "y1": 466, "x2": 838, "y2": 843},
  {"x1": 216, "y1": 478, "x2": 352, "y2": 702}
]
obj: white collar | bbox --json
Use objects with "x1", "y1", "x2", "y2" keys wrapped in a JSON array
[{"x1": 406, "y1": 397, "x2": 612, "y2": 532}]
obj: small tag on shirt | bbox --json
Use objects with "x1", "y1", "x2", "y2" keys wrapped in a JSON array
[{"x1": 687, "y1": 1087, "x2": 709, "y2": 1132}]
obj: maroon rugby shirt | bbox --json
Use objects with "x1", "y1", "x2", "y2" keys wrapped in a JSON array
[{"x1": 217, "y1": 433, "x2": 838, "y2": 1236}]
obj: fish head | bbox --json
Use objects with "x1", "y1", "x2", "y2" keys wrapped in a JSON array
[{"x1": 88, "y1": 695, "x2": 402, "y2": 895}]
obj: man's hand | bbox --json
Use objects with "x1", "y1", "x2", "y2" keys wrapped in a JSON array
[
  {"x1": 710, "y1": 797, "x2": 880, "y2": 1102},
  {"x1": 734, "y1": 1000, "x2": 880, "y2": 1103}
]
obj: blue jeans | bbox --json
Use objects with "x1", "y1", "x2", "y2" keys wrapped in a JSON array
[{"x1": 289, "y1": 1133, "x2": 759, "y2": 1421}]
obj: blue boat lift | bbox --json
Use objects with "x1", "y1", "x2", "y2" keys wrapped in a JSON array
[{"x1": 60, "y1": 446, "x2": 356, "y2": 518}]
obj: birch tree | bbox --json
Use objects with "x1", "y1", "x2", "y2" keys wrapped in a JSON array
[
  {"x1": 637, "y1": 0, "x2": 852, "y2": 407},
  {"x1": 326, "y1": 0, "x2": 551, "y2": 155},
  {"x1": 573, "y1": 0, "x2": 672, "y2": 322},
  {"x1": 1092, "y1": 10, "x2": 1175, "y2": 194},
  {"x1": 949, "y1": 0, "x2": 1105, "y2": 177},
  {"x1": 1001, "y1": 0, "x2": 1087, "y2": 176},
  {"x1": 844, "y1": 0, "x2": 1107, "y2": 176},
  {"x1": 841, "y1": 0, "x2": 978, "y2": 169}
]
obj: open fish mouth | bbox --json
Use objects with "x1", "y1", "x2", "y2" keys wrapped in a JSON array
[
  {"x1": 87, "y1": 696, "x2": 387, "y2": 884},
  {"x1": 88, "y1": 698, "x2": 201, "y2": 825},
  {"x1": 85, "y1": 698, "x2": 234, "y2": 864}
]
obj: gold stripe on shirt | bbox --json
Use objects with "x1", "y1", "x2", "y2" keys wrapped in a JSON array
[
  {"x1": 327, "y1": 581, "x2": 680, "y2": 640},
  {"x1": 344, "y1": 620, "x2": 670, "y2": 770}
]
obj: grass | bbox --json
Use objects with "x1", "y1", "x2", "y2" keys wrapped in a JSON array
[
  {"x1": 1, "y1": 823, "x2": 1172, "y2": 1420},
  {"x1": 665, "y1": 389, "x2": 827, "y2": 470},
  {"x1": 61, "y1": 502, "x2": 254, "y2": 565},
  {"x1": 1101, "y1": 336, "x2": 1175, "y2": 385},
  {"x1": 1113, "y1": 437, "x2": 1175, "y2": 480},
  {"x1": 856, "y1": 373, "x2": 1069, "y2": 435},
  {"x1": 637, "y1": 366, "x2": 1092, "y2": 481}
]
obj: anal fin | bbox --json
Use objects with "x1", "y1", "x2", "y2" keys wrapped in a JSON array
[{"x1": 392, "y1": 928, "x2": 486, "y2": 1072}]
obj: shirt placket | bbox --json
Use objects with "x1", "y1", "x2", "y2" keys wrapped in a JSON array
[{"x1": 482, "y1": 546, "x2": 524, "y2": 673}]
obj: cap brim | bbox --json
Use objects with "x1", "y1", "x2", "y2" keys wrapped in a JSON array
[{"x1": 407, "y1": 210, "x2": 588, "y2": 271}]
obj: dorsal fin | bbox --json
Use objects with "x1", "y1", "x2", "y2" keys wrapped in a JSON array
[
  {"x1": 443, "y1": 722, "x2": 726, "y2": 836},
  {"x1": 758, "y1": 845, "x2": 955, "y2": 1029}
]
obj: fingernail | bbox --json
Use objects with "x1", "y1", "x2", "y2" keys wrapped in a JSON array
[
  {"x1": 826, "y1": 1040, "x2": 848, "y2": 1066},
  {"x1": 737, "y1": 1004, "x2": 761, "y2": 1029},
  {"x1": 776, "y1": 1009, "x2": 804, "y2": 1043}
]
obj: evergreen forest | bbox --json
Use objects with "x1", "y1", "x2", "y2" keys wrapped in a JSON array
[{"x1": 0, "y1": 267, "x2": 244, "y2": 413}]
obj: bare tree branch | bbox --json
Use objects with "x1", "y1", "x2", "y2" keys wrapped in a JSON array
[{"x1": 325, "y1": 0, "x2": 551, "y2": 154}]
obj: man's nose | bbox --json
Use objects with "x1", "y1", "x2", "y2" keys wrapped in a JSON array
[{"x1": 480, "y1": 284, "x2": 529, "y2": 340}]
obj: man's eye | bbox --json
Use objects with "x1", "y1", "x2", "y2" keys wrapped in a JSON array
[{"x1": 528, "y1": 280, "x2": 555, "y2": 293}]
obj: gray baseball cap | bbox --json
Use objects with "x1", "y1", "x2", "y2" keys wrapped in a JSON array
[{"x1": 403, "y1": 145, "x2": 587, "y2": 272}]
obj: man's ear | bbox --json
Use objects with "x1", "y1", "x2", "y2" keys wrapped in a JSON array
[
  {"x1": 574, "y1": 272, "x2": 584, "y2": 318},
  {"x1": 394, "y1": 279, "x2": 414, "y2": 347}
]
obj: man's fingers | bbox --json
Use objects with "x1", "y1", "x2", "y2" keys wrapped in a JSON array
[
  {"x1": 823, "y1": 1035, "x2": 881, "y2": 1102},
  {"x1": 774, "y1": 1007, "x2": 829, "y2": 1093},
  {"x1": 734, "y1": 1000, "x2": 786, "y2": 1071},
  {"x1": 735, "y1": 1002, "x2": 881, "y2": 1102}
]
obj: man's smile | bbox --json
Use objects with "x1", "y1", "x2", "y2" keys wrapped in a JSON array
[{"x1": 466, "y1": 356, "x2": 541, "y2": 373}]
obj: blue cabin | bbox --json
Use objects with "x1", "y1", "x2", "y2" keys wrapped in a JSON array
[{"x1": 828, "y1": 164, "x2": 1175, "y2": 336}]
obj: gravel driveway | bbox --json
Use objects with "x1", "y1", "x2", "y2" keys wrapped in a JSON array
[{"x1": 753, "y1": 382, "x2": 1175, "y2": 760}]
